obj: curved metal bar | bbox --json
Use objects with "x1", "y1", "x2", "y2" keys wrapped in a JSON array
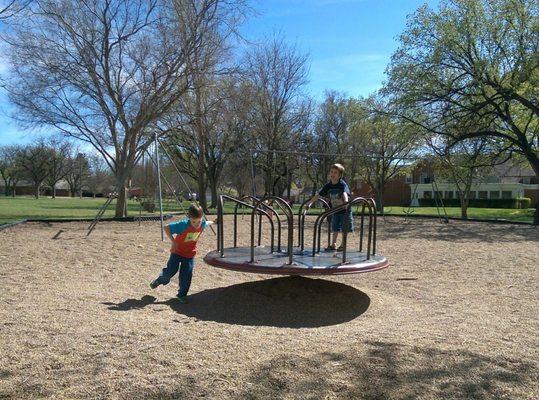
[
  {"x1": 233, "y1": 196, "x2": 256, "y2": 248},
  {"x1": 221, "y1": 195, "x2": 275, "y2": 257},
  {"x1": 366, "y1": 197, "x2": 377, "y2": 255},
  {"x1": 297, "y1": 198, "x2": 330, "y2": 251},
  {"x1": 241, "y1": 195, "x2": 282, "y2": 251},
  {"x1": 251, "y1": 196, "x2": 293, "y2": 265},
  {"x1": 359, "y1": 203, "x2": 365, "y2": 252},
  {"x1": 217, "y1": 195, "x2": 224, "y2": 253},
  {"x1": 312, "y1": 203, "x2": 349, "y2": 256},
  {"x1": 342, "y1": 197, "x2": 373, "y2": 264},
  {"x1": 312, "y1": 198, "x2": 375, "y2": 261},
  {"x1": 234, "y1": 196, "x2": 262, "y2": 246},
  {"x1": 315, "y1": 201, "x2": 360, "y2": 254}
]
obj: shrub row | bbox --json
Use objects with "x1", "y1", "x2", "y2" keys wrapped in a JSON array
[{"x1": 418, "y1": 197, "x2": 532, "y2": 209}]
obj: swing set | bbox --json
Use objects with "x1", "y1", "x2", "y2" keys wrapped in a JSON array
[{"x1": 87, "y1": 132, "x2": 214, "y2": 237}]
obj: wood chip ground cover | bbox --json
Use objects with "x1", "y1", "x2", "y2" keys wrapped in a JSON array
[{"x1": 0, "y1": 217, "x2": 537, "y2": 399}]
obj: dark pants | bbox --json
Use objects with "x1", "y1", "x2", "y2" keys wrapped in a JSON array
[
  {"x1": 331, "y1": 211, "x2": 354, "y2": 233},
  {"x1": 156, "y1": 253, "x2": 194, "y2": 297}
]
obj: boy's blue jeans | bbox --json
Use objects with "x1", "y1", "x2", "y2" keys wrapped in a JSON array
[
  {"x1": 155, "y1": 253, "x2": 194, "y2": 297},
  {"x1": 331, "y1": 210, "x2": 354, "y2": 233}
]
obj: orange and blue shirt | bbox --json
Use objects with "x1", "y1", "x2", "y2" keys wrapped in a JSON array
[{"x1": 169, "y1": 219, "x2": 208, "y2": 258}]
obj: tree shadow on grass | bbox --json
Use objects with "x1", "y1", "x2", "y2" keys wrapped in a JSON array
[
  {"x1": 241, "y1": 340, "x2": 537, "y2": 400},
  {"x1": 103, "y1": 277, "x2": 370, "y2": 328}
]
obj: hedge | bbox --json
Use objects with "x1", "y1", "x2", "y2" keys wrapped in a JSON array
[{"x1": 418, "y1": 197, "x2": 532, "y2": 209}]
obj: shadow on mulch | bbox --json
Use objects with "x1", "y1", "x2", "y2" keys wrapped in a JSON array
[
  {"x1": 240, "y1": 340, "x2": 538, "y2": 400},
  {"x1": 103, "y1": 277, "x2": 370, "y2": 328}
]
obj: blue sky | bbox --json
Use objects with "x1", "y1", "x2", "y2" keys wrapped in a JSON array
[
  {"x1": 241, "y1": 0, "x2": 438, "y2": 98},
  {"x1": 0, "y1": 0, "x2": 438, "y2": 146}
]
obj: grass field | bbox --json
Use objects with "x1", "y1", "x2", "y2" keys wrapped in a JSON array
[
  {"x1": 0, "y1": 196, "x2": 535, "y2": 225},
  {"x1": 0, "y1": 196, "x2": 189, "y2": 225},
  {"x1": 383, "y1": 206, "x2": 535, "y2": 223}
]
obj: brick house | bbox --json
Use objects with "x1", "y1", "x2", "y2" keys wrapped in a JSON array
[
  {"x1": 0, "y1": 179, "x2": 71, "y2": 197},
  {"x1": 351, "y1": 162, "x2": 539, "y2": 208}
]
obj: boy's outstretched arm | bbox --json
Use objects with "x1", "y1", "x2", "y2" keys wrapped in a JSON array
[{"x1": 307, "y1": 194, "x2": 319, "y2": 207}]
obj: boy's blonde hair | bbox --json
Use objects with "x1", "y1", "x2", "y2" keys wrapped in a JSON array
[
  {"x1": 331, "y1": 163, "x2": 345, "y2": 177},
  {"x1": 188, "y1": 203, "x2": 204, "y2": 219}
]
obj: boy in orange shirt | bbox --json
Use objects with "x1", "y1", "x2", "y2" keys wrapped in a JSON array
[{"x1": 150, "y1": 203, "x2": 214, "y2": 303}]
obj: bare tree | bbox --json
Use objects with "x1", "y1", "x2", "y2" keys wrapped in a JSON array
[
  {"x1": 204, "y1": 78, "x2": 254, "y2": 207},
  {"x1": 3, "y1": 0, "x2": 245, "y2": 216},
  {"x1": 348, "y1": 95, "x2": 421, "y2": 212},
  {"x1": 44, "y1": 136, "x2": 71, "y2": 198},
  {"x1": 304, "y1": 91, "x2": 349, "y2": 191},
  {"x1": 0, "y1": 145, "x2": 24, "y2": 196},
  {"x1": 246, "y1": 36, "x2": 310, "y2": 195},
  {"x1": 167, "y1": 77, "x2": 256, "y2": 207},
  {"x1": 15, "y1": 141, "x2": 52, "y2": 199},
  {"x1": 0, "y1": 0, "x2": 30, "y2": 19},
  {"x1": 65, "y1": 152, "x2": 90, "y2": 198},
  {"x1": 86, "y1": 152, "x2": 113, "y2": 197},
  {"x1": 164, "y1": 0, "x2": 249, "y2": 210}
]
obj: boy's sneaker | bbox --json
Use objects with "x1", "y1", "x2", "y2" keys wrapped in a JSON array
[
  {"x1": 324, "y1": 244, "x2": 337, "y2": 251},
  {"x1": 150, "y1": 279, "x2": 160, "y2": 289},
  {"x1": 337, "y1": 245, "x2": 345, "y2": 251},
  {"x1": 176, "y1": 295, "x2": 188, "y2": 304}
]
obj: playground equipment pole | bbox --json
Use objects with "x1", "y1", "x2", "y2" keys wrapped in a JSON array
[
  {"x1": 250, "y1": 149, "x2": 256, "y2": 197},
  {"x1": 154, "y1": 132, "x2": 165, "y2": 241}
]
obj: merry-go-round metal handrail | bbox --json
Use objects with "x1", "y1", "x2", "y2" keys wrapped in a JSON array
[
  {"x1": 217, "y1": 195, "x2": 275, "y2": 257},
  {"x1": 250, "y1": 196, "x2": 294, "y2": 265},
  {"x1": 341, "y1": 197, "x2": 378, "y2": 264},
  {"x1": 297, "y1": 197, "x2": 331, "y2": 251},
  {"x1": 235, "y1": 195, "x2": 283, "y2": 251},
  {"x1": 312, "y1": 197, "x2": 377, "y2": 263},
  {"x1": 217, "y1": 194, "x2": 379, "y2": 267}
]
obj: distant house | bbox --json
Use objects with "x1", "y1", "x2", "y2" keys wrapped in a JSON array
[
  {"x1": 0, "y1": 179, "x2": 71, "y2": 197},
  {"x1": 352, "y1": 161, "x2": 539, "y2": 208}
]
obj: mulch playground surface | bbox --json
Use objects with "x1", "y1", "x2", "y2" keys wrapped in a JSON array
[{"x1": 0, "y1": 216, "x2": 538, "y2": 399}]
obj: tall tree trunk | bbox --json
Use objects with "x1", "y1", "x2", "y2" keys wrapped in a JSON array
[
  {"x1": 114, "y1": 170, "x2": 130, "y2": 218},
  {"x1": 311, "y1": 175, "x2": 318, "y2": 196},
  {"x1": 193, "y1": 149, "x2": 207, "y2": 211},
  {"x1": 264, "y1": 166, "x2": 271, "y2": 196},
  {"x1": 521, "y1": 149, "x2": 539, "y2": 225},
  {"x1": 209, "y1": 175, "x2": 218, "y2": 209},
  {"x1": 375, "y1": 184, "x2": 384, "y2": 214},
  {"x1": 52, "y1": 185, "x2": 56, "y2": 199},
  {"x1": 34, "y1": 184, "x2": 40, "y2": 199},
  {"x1": 286, "y1": 171, "x2": 292, "y2": 199},
  {"x1": 2, "y1": 177, "x2": 9, "y2": 196},
  {"x1": 115, "y1": 185, "x2": 128, "y2": 218},
  {"x1": 460, "y1": 196, "x2": 469, "y2": 219}
]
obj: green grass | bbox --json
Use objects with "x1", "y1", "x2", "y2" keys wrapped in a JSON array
[
  {"x1": 383, "y1": 206, "x2": 535, "y2": 223},
  {"x1": 0, "y1": 196, "x2": 193, "y2": 225},
  {"x1": 0, "y1": 196, "x2": 535, "y2": 225}
]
